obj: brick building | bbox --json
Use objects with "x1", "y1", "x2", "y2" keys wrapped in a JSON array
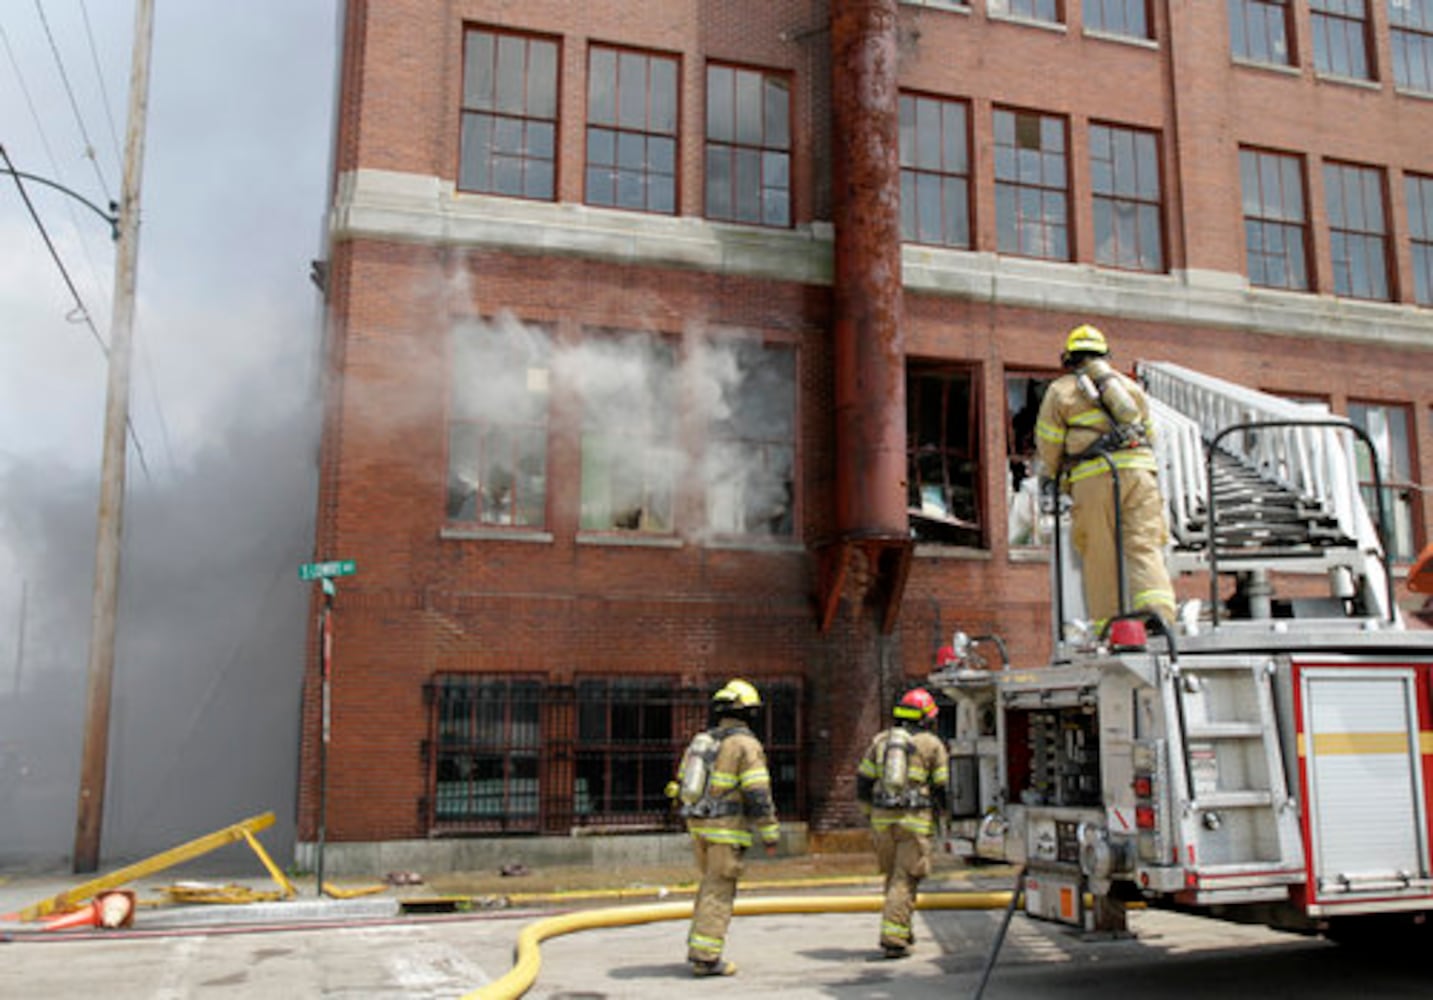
[{"x1": 301, "y1": 0, "x2": 1432, "y2": 862}]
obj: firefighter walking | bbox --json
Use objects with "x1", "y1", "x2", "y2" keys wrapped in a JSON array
[
  {"x1": 1035, "y1": 324, "x2": 1177, "y2": 628},
  {"x1": 670, "y1": 678, "x2": 780, "y2": 978},
  {"x1": 856, "y1": 687, "x2": 950, "y2": 960}
]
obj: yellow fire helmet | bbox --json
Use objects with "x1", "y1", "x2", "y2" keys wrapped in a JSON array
[
  {"x1": 713, "y1": 678, "x2": 762, "y2": 708},
  {"x1": 1063, "y1": 323, "x2": 1109, "y2": 361}
]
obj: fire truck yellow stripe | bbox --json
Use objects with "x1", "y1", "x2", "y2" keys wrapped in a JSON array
[{"x1": 1297, "y1": 732, "x2": 1417, "y2": 756}]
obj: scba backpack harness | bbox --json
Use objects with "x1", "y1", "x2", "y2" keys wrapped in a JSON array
[{"x1": 678, "y1": 726, "x2": 746, "y2": 818}]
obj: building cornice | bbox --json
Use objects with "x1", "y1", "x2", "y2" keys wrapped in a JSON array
[{"x1": 331, "y1": 168, "x2": 1433, "y2": 350}]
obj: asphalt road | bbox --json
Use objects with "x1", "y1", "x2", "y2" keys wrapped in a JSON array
[{"x1": 3, "y1": 901, "x2": 1429, "y2": 999}]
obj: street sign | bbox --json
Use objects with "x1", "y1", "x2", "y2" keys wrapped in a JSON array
[{"x1": 298, "y1": 559, "x2": 356, "y2": 581}]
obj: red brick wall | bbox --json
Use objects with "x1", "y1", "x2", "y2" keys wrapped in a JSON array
[{"x1": 306, "y1": 1, "x2": 1433, "y2": 842}]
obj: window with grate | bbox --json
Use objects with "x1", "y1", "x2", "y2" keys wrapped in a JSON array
[
  {"x1": 1311, "y1": 0, "x2": 1372, "y2": 79},
  {"x1": 1324, "y1": 161, "x2": 1390, "y2": 301},
  {"x1": 751, "y1": 680, "x2": 804, "y2": 817},
  {"x1": 1006, "y1": 371, "x2": 1057, "y2": 549},
  {"x1": 459, "y1": 28, "x2": 558, "y2": 200},
  {"x1": 1348, "y1": 401, "x2": 1421, "y2": 562},
  {"x1": 569, "y1": 330, "x2": 678, "y2": 534},
  {"x1": 574, "y1": 678, "x2": 683, "y2": 825},
  {"x1": 1085, "y1": 0, "x2": 1152, "y2": 38},
  {"x1": 1408, "y1": 173, "x2": 1433, "y2": 305},
  {"x1": 899, "y1": 93, "x2": 971, "y2": 249},
  {"x1": 429, "y1": 676, "x2": 541, "y2": 831},
  {"x1": 908, "y1": 364, "x2": 983, "y2": 547},
  {"x1": 995, "y1": 108, "x2": 1070, "y2": 261},
  {"x1": 1228, "y1": 0, "x2": 1294, "y2": 65},
  {"x1": 1239, "y1": 148, "x2": 1309, "y2": 290},
  {"x1": 586, "y1": 46, "x2": 678, "y2": 214},
  {"x1": 1391, "y1": 0, "x2": 1433, "y2": 91},
  {"x1": 702, "y1": 338, "x2": 797, "y2": 538},
  {"x1": 705, "y1": 64, "x2": 792, "y2": 227},
  {"x1": 447, "y1": 315, "x2": 552, "y2": 527},
  {"x1": 1090, "y1": 123, "x2": 1164, "y2": 272},
  {"x1": 988, "y1": 0, "x2": 1061, "y2": 23}
]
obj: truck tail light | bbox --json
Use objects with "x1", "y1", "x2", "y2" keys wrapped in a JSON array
[
  {"x1": 1133, "y1": 776, "x2": 1152, "y2": 798},
  {"x1": 1136, "y1": 806, "x2": 1156, "y2": 829}
]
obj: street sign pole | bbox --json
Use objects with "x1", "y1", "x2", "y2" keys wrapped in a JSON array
[{"x1": 299, "y1": 560, "x2": 353, "y2": 897}]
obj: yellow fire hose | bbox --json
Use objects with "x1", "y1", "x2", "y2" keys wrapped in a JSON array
[{"x1": 463, "y1": 890, "x2": 1014, "y2": 1000}]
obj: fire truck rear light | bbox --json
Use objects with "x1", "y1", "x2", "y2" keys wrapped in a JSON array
[
  {"x1": 1133, "y1": 776, "x2": 1152, "y2": 798},
  {"x1": 1135, "y1": 806, "x2": 1156, "y2": 829}
]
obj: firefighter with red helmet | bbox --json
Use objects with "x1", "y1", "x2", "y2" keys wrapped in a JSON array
[
  {"x1": 669, "y1": 678, "x2": 780, "y2": 977},
  {"x1": 1035, "y1": 324, "x2": 1176, "y2": 629},
  {"x1": 856, "y1": 686, "x2": 950, "y2": 959}
]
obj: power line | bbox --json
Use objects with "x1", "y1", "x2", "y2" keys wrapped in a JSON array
[
  {"x1": 2, "y1": 142, "x2": 152, "y2": 482},
  {"x1": 78, "y1": 0, "x2": 124, "y2": 174},
  {"x1": 34, "y1": 0, "x2": 112, "y2": 204}
]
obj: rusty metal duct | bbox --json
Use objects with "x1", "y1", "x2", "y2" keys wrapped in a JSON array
[{"x1": 819, "y1": 0, "x2": 912, "y2": 634}]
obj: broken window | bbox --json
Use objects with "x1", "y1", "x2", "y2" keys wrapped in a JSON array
[
  {"x1": 428, "y1": 675, "x2": 540, "y2": 831},
  {"x1": 446, "y1": 315, "x2": 551, "y2": 527},
  {"x1": 994, "y1": 108, "x2": 1070, "y2": 261},
  {"x1": 702, "y1": 339, "x2": 796, "y2": 537},
  {"x1": 907, "y1": 365, "x2": 982, "y2": 547},
  {"x1": 574, "y1": 678, "x2": 680, "y2": 823},
  {"x1": 1006, "y1": 372, "x2": 1057, "y2": 548},
  {"x1": 569, "y1": 330, "x2": 678, "y2": 533}
]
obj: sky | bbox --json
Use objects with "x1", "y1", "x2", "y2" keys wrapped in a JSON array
[{"x1": 0, "y1": 2, "x2": 338, "y2": 868}]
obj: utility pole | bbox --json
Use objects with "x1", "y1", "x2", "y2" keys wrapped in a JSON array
[{"x1": 73, "y1": 0, "x2": 156, "y2": 874}]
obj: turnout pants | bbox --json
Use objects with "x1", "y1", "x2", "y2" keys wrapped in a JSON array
[
  {"x1": 688, "y1": 837, "x2": 744, "y2": 962},
  {"x1": 1071, "y1": 467, "x2": 1175, "y2": 626},
  {"x1": 873, "y1": 824, "x2": 932, "y2": 949}
]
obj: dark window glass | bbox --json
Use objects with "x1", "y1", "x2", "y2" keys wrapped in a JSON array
[
  {"x1": 705, "y1": 65, "x2": 792, "y2": 227},
  {"x1": 1085, "y1": 0, "x2": 1151, "y2": 38},
  {"x1": 1239, "y1": 148, "x2": 1309, "y2": 290},
  {"x1": 447, "y1": 315, "x2": 551, "y2": 527},
  {"x1": 575, "y1": 678, "x2": 678, "y2": 820},
  {"x1": 994, "y1": 108, "x2": 1069, "y2": 261},
  {"x1": 1228, "y1": 0, "x2": 1293, "y2": 65},
  {"x1": 1407, "y1": 173, "x2": 1433, "y2": 305},
  {"x1": 1090, "y1": 123, "x2": 1164, "y2": 271},
  {"x1": 587, "y1": 46, "x2": 679, "y2": 213},
  {"x1": 1310, "y1": 0, "x2": 1372, "y2": 79},
  {"x1": 460, "y1": 29, "x2": 559, "y2": 199},
  {"x1": 1324, "y1": 161, "x2": 1389, "y2": 301},
  {"x1": 908, "y1": 365, "x2": 982, "y2": 547},
  {"x1": 1348, "y1": 402, "x2": 1420, "y2": 562},
  {"x1": 899, "y1": 94, "x2": 971, "y2": 248},
  {"x1": 1006, "y1": 372, "x2": 1057, "y2": 548},
  {"x1": 1390, "y1": 0, "x2": 1433, "y2": 91}
]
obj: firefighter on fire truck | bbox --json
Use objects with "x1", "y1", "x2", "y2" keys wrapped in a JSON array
[{"x1": 1034, "y1": 324, "x2": 1176, "y2": 629}]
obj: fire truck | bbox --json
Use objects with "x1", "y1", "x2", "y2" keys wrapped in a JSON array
[{"x1": 932, "y1": 361, "x2": 1433, "y2": 943}]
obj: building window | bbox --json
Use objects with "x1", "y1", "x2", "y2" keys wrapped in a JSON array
[
  {"x1": 908, "y1": 365, "x2": 982, "y2": 547},
  {"x1": 1324, "y1": 161, "x2": 1390, "y2": 301},
  {"x1": 703, "y1": 339, "x2": 797, "y2": 538},
  {"x1": 1348, "y1": 402, "x2": 1420, "y2": 563},
  {"x1": 705, "y1": 65, "x2": 791, "y2": 227},
  {"x1": 428, "y1": 676, "x2": 540, "y2": 831},
  {"x1": 575, "y1": 678, "x2": 680, "y2": 823},
  {"x1": 899, "y1": 93, "x2": 971, "y2": 249},
  {"x1": 1090, "y1": 123, "x2": 1164, "y2": 272},
  {"x1": 1228, "y1": 0, "x2": 1293, "y2": 65},
  {"x1": 1409, "y1": 173, "x2": 1433, "y2": 305},
  {"x1": 447, "y1": 315, "x2": 551, "y2": 527},
  {"x1": 567, "y1": 331, "x2": 677, "y2": 533},
  {"x1": 1007, "y1": 372, "x2": 1057, "y2": 548},
  {"x1": 988, "y1": 0, "x2": 1061, "y2": 23},
  {"x1": 1310, "y1": 0, "x2": 1372, "y2": 79},
  {"x1": 1240, "y1": 148, "x2": 1309, "y2": 290},
  {"x1": 586, "y1": 46, "x2": 678, "y2": 213},
  {"x1": 1085, "y1": 0, "x2": 1152, "y2": 38},
  {"x1": 1391, "y1": 0, "x2": 1433, "y2": 91},
  {"x1": 749, "y1": 680, "x2": 804, "y2": 817},
  {"x1": 994, "y1": 108, "x2": 1070, "y2": 261},
  {"x1": 459, "y1": 28, "x2": 558, "y2": 200}
]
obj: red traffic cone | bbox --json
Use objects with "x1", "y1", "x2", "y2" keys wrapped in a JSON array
[{"x1": 40, "y1": 890, "x2": 135, "y2": 932}]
